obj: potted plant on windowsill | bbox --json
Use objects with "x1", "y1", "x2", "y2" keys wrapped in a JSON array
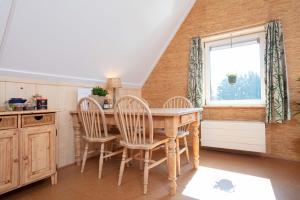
[
  {"x1": 227, "y1": 73, "x2": 237, "y2": 85},
  {"x1": 90, "y1": 86, "x2": 108, "y2": 106}
]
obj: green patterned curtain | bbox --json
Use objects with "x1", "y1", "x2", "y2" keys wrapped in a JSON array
[
  {"x1": 265, "y1": 20, "x2": 290, "y2": 123},
  {"x1": 188, "y1": 37, "x2": 203, "y2": 108}
]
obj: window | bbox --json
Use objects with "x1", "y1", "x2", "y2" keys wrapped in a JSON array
[{"x1": 204, "y1": 30, "x2": 265, "y2": 106}]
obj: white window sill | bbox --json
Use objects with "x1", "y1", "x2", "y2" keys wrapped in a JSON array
[{"x1": 204, "y1": 104, "x2": 266, "y2": 108}]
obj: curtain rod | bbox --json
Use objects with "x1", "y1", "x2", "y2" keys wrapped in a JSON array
[{"x1": 199, "y1": 19, "x2": 281, "y2": 39}]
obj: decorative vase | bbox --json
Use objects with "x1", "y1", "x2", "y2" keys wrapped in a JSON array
[{"x1": 90, "y1": 95, "x2": 106, "y2": 106}]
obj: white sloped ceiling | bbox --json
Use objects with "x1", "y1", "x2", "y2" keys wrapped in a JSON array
[{"x1": 0, "y1": 0, "x2": 195, "y2": 87}]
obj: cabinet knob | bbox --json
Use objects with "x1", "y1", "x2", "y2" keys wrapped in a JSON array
[{"x1": 23, "y1": 156, "x2": 29, "y2": 165}]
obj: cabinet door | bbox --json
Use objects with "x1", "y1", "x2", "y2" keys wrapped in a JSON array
[
  {"x1": 0, "y1": 130, "x2": 18, "y2": 194},
  {"x1": 21, "y1": 125, "x2": 56, "y2": 185}
]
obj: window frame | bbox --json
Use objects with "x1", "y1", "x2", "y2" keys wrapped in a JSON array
[{"x1": 203, "y1": 28, "x2": 266, "y2": 107}]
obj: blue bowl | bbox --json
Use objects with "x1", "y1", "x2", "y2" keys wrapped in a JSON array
[{"x1": 8, "y1": 98, "x2": 27, "y2": 104}]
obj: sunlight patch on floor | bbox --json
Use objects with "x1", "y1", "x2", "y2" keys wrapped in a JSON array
[{"x1": 182, "y1": 166, "x2": 276, "y2": 200}]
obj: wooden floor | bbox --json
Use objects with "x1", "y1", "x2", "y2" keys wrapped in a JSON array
[{"x1": 1, "y1": 149, "x2": 300, "y2": 200}]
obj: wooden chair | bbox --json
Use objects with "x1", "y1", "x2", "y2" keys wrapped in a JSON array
[
  {"x1": 127, "y1": 96, "x2": 149, "y2": 106},
  {"x1": 77, "y1": 97, "x2": 123, "y2": 179},
  {"x1": 114, "y1": 95, "x2": 168, "y2": 194},
  {"x1": 141, "y1": 97, "x2": 149, "y2": 107},
  {"x1": 128, "y1": 96, "x2": 150, "y2": 166},
  {"x1": 163, "y1": 96, "x2": 192, "y2": 176}
]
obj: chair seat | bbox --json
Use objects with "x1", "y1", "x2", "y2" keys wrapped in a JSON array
[
  {"x1": 120, "y1": 137, "x2": 169, "y2": 150},
  {"x1": 83, "y1": 134, "x2": 119, "y2": 143}
]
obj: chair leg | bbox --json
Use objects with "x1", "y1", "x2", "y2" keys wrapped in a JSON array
[
  {"x1": 81, "y1": 143, "x2": 89, "y2": 173},
  {"x1": 165, "y1": 144, "x2": 168, "y2": 165},
  {"x1": 104, "y1": 143, "x2": 111, "y2": 162},
  {"x1": 109, "y1": 142, "x2": 114, "y2": 159},
  {"x1": 140, "y1": 150, "x2": 143, "y2": 170},
  {"x1": 98, "y1": 143, "x2": 105, "y2": 179},
  {"x1": 126, "y1": 149, "x2": 133, "y2": 167},
  {"x1": 149, "y1": 150, "x2": 153, "y2": 160},
  {"x1": 118, "y1": 148, "x2": 127, "y2": 186},
  {"x1": 183, "y1": 136, "x2": 190, "y2": 163},
  {"x1": 144, "y1": 150, "x2": 150, "y2": 194},
  {"x1": 176, "y1": 138, "x2": 181, "y2": 176},
  {"x1": 130, "y1": 149, "x2": 134, "y2": 162}
]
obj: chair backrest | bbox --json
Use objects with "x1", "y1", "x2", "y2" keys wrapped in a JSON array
[
  {"x1": 114, "y1": 95, "x2": 154, "y2": 145},
  {"x1": 77, "y1": 97, "x2": 108, "y2": 139},
  {"x1": 163, "y1": 96, "x2": 193, "y2": 131},
  {"x1": 163, "y1": 96, "x2": 193, "y2": 109},
  {"x1": 141, "y1": 97, "x2": 149, "y2": 107}
]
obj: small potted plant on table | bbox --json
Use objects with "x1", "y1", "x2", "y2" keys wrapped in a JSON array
[{"x1": 90, "y1": 86, "x2": 108, "y2": 106}]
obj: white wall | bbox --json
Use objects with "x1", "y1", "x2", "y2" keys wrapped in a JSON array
[
  {"x1": 0, "y1": 76, "x2": 141, "y2": 167},
  {"x1": 0, "y1": 0, "x2": 195, "y2": 87},
  {"x1": 0, "y1": 0, "x2": 12, "y2": 46}
]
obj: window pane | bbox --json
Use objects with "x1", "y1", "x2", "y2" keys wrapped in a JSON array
[{"x1": 210, "y1": 41, "x2": 261, "y2": 101}]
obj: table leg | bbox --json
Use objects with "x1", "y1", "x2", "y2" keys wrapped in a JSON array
[
  {"x1": 71, "y1": 113, "x2": 83, "y2": 166},
  {"x1": 191, "y1": 120, "x2": 200, "y2": 169},
  {"x1": 164, "y1": 117, "x2": 178, "y2": 196},
  {"x1": 74, "y1": 127, "x2": 82, "y2": 165},
  {"x1": 167, "y1": 137, "x2": 177, "y2": 195}
]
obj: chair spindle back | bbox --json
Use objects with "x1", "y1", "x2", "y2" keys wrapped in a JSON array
[
  {"x1": 163, "y1": 96, "x2": 193, "y2": 131},
  {"x1": 114, "y1": 95, "x2": 153, "y2": 145},
  {"x1": 77, "y1": 97, "x2": 108, "y2": 139},
  {"x1": 163, "y1": 96, "x2": 193, "y2": 109}
]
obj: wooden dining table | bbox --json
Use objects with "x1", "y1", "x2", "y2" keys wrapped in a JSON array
[{"x1": 70, "y1": 107, "x2": 202, "y2": 195}]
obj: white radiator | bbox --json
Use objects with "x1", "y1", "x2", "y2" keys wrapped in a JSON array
[{"x1": 201, "y1": 120, "x2": 266, "y2": 153}]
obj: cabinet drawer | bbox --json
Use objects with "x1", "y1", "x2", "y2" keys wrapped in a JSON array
[
  {"x1": 0, "y1": 115, "x2": 18, "y2": 130},
  {"x1": 21, "y1": 113, "x2": 55, "y2": 128},
  {"x1": 180, "y1": 113, "x2": 195, "y2": 125}
]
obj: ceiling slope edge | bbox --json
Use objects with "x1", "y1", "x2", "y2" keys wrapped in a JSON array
[{"x1": 140, "y1": 0, "x2": 196, "y2": 87}]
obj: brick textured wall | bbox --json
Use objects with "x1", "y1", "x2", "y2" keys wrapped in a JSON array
[{"x1": 142, "y1": 0, "x2": 300, "y2": 161}]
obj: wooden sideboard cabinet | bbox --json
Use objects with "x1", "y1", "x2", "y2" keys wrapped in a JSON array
[{"x1": 0, "y1": 110, "x2": 58, "y2": 195}]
